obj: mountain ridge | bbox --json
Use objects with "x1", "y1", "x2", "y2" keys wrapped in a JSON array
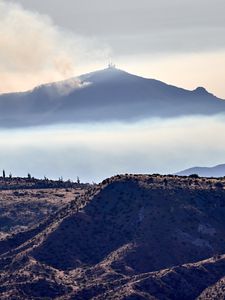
[
  {"x1": 0, "y1": 67, "x2": 224, "y2": 127},
  {"x1": 1, "y1": 174, "x2": 225, "y2": 299},
  {"x1": 0, "y1": 67, "x2": 218, "y2": 97},
  {"x1": 176, "y1": 163, "x2": 225, "y2": 177}
]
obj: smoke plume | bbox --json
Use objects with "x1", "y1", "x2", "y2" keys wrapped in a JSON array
[{"x1": 0, "y1": 0, "x2": 110, "y2": 93}]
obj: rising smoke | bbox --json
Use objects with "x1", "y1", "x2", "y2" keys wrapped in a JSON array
[{"x1": 0, "y1": 0, "x2": 110, "y2": 93}]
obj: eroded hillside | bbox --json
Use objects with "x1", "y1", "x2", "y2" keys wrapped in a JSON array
[
  {"x1": 1, "y1": 174, "x2": 225, "y2": 299},
  {"x1": 0, "y1": 187, "x2": 85, "y2": 239}
]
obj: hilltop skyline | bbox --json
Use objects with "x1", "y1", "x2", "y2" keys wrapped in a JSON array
[{"x1": 1, "y1": 0, "x2": 225, "y2": 98}]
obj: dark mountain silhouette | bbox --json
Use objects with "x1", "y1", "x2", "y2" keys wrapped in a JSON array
[
  {"x1": 0, "y1": 66, "x2": 225, "y2": 127},
  {"x1": 177, "y1": 163, "x2": 225, "y2": 177},
  {"x1": 1, "y1": 174, "x2": 225, "y2": 299}
]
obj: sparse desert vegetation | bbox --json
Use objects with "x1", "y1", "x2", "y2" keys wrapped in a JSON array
[
  {"x1": 0, "y1": 176, "x2": 89, "y2": 240},
  {"x1": 0, "y1": 174, "x2": 225, "y2": 299}
]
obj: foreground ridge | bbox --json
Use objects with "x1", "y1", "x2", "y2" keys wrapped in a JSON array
[{"x1": 0, "y1": 174, "x2": 225, "y2": 299}]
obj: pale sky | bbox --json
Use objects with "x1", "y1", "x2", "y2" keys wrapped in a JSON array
[
  {"x1": 1, "y1": 0, "x2": 225, "y2": 97},
  {"x1": 1, "y1": 0, "x2": 225, "y2": 181}
]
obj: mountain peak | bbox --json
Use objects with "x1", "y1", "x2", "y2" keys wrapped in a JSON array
[
  {"x1": 79, "y1": 66, "x2": 131, "y2": 84},
  {"x1": 0, "y1": 66, "x2": 224, "y2": 128},
  {"x1": 193, "y1": 86, "x2": 209, "y2": 95}
]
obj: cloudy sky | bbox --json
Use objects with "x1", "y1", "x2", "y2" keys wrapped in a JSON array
[
  {"x1": 1, "y1": 0, "x2": 225, "y2": 182},
  {"x1": 1, "y1": 0, "x2": 225, "y2": 97}
]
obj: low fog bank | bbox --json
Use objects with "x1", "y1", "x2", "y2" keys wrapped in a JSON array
[{"x1": 0, "y1": 115, "x2": 225, "y2": 182}]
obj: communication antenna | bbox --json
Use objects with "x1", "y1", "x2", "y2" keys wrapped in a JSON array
[{"x1": 108, "y1": 61, "x2": 116, "y2": 69}]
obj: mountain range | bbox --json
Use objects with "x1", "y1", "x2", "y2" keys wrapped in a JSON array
[
  {"x1": 177, "y1": 163, "x2": 225, "y2": 177},
  {"x1": 1, "y1": 174, "x2": 225, "y2": 299},
  {"x1": 0, "y1": 66, "x2": 225, "y2": 127}
]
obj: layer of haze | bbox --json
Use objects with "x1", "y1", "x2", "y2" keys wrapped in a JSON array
[
  {"x1": 1, "y1": 1, "x2": 225, "y2": 182},
  {"x1": 0, "y1": 116, "x2": 225, "y2": 183},
  {"x1": 2, "y1": 0, "x2": 225, "y2": 97}
]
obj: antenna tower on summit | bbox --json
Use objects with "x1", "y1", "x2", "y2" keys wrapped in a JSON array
[{"x1": 108, "y1": 61, "x2": 116, "y2": 69}]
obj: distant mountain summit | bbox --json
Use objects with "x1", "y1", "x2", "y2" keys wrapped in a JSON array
[
  {"x1": 176, "y1": 163, "x2": 225, "y2": 177},
  {"x1": 0, "y1": 66, "x2": 225, "y2": 127}
]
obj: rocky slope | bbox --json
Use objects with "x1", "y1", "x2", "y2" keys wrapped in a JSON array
[
  {"x1": 0, "y1": 187, "x2": 85, "y2": 239},
  {"x1": 1, "y1": 174, "x2": 225, "y2": 299}
]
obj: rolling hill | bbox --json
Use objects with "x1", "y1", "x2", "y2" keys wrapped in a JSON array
[
  {"x1": 1, "y1": 174, "x2": 225, "y2": 299},
  {"x1": 0, "y1": 66, "x2": 225, "y2": 127}
]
